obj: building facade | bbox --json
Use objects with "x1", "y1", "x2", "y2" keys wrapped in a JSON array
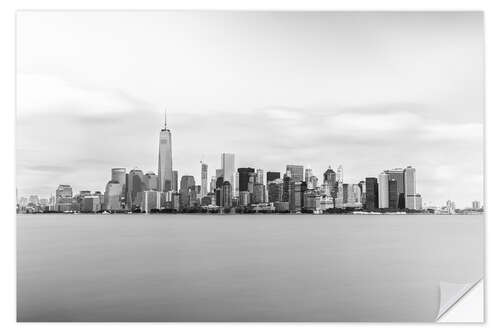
[
  {"x1": 172, "y1": 170, "x2": 179, "y2": 192},
  {"x1": 201, "y1": 163, "x2": 208, "y2": 197},
  {"x1": 238, "y1": 167, "x2": 255, "y2": 192},
  {"x1": 365, "y1": 177, "x2": 378, "y2": 211},
  {"x1": 253, "y1": 183, "x2": 265, "y2": 204},
  {"x1": 222, "y1": 181, "x2": 232, "y2": 208},
  {"x1": 55, "y1": 184, "x2": 73, "y2": 212},
  {"x1": 144, "y1": 172, "x2": 159, "y2": 191},
  {"x1": 386, "y1": 168, "x2": 405, "y2": 209},
  {"x1": 142, "y1": 190, "x2": 161, "y2": 212},
  {"x1": 378, "y1": 172, "x2": 389, "y2": 209},
  {"x1": 404, "y1": 166, "x2": 417, "y2": 209},
  {"x1": 221, "y1": 153, "x2": 235, "y2": 191},
  {"x1": 104, "y1": 181, "x2": 122, "y2": 211},
  {"x1": 158, "y1": 114, "x2": 173, "y2": 192},
  {"x1": 388, "y1": 179, "x2": 398, "y2": 209},
  {"x1": 180, "y1": 175, "x2": 196, "y2": 209},
  {"x1": 266, "y1": 171, "x2": 280, "y2": 184},
  {"x1": 286, "y1": 165, "x2": 304, "y2": 182},
  {"x1": 127, "y1": 169, "x2": 145, "y2": 210}
]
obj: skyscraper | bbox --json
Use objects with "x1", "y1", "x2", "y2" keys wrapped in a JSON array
[
  {"x1": 172, "y1": 170, "x2": 179, "y2": 192},
  {"x1": 256, "y1": 169, "x2": 264, "y2": 185},
  {"x1": 323, "y1": 167, "x2": 336, "y2": 184},
  {"x1": 310, "y1": 175, "x2": 319, "y2": 189},
  {"x1": 144, "y1": 172, "x2": 159, "y2": 191},
  {"x1": 337, "y1": 165, "x2": 344, "y2": 183},
  {"x1": 234, "y1": 172, "x2": 239, "y2": 198},
  {"x1": 378, "y1": 172, "x2": 389, "y2": 209},
  {"x1": 201, "y1": 162, "x2": 208, "y2": 197},
  {"x1": 209, "y1": 176, "x2": 216, "y2": 193},
  {"x1": 104, "y1": 181, "x2": 122, "y2": 211},
  {"x1": 56, "y1": 184, "x2": 72, "y2": 199},
  {"x1": 386, "y1": 168, "x2": 405, "y2": 209},
  {"x1": 239, "y1": 191, "x2": 250, "y2": 206},
  {"x1": 188, "y1": 185, "x2": 199, "y2": 208},
  {"x1": 222, "y1": 181, "x2": 232, "y2": 208},
  {"x1": 180, "y1": 176, "x2": 196, "y2": 192},
  {"x1": 81, "y1": 196, "x2": 101, "y2": 213},
  {"x1": 268, "y1": 179, "x2": 283, "y2": 203},
  {"x1": 304, "y1": 190, "x2": 321, "y2": 211},
  {"x1": 342, "y1": 183, "x2": 349, "y2": 204},
  {"x1": 127, "y1": 169, "x2": 145, "y2": 209},
  {"x1": 221, "y1": 153, "x2": 235, "y2": 183},
  {"x1": 346, "y1": 184, "x2": 361, "y2": 207},
  {"x1": 266, "y1": 171, "x2": 280, "y2": 184},
  {"x1": 286, "y1": 165, "x2": 304, "y2": 182},
  {"x1": 238, "y1": 167, "x2": 255, "y2": 192},
  {"x1": 253, "y1": 183, "x2": 265, "y2": 204},
  {"x1": 55, "y1": 184, "x2": 73, "y2": 212},
  {"x1": 323, "y1": 166, "x2": 336, "y2": 197},
  {"x1": 290, "y1": 181, "x2": 307, "y2": 213},
  {"x1": 359, "y1": 180, "x2": 366, "y2": 205},
  {"x1": 365, "y1": 177, "x2": 378, "y2": 211},
  {"x1": 404, "y1": 166, "x2": 417, "y2": 209},
  {"x1": 388, "y1": 179, "x2": 398, "y2": 209},
  {"x1": 305, "y1": 168, "x2": 314, "y2": 189},
  {"x1": 415, "y1": 194, "x2": 423, "y2": 210},
  {"x1": 247, "y1": 171, "x2": 256, "y2": 194},
  {"x1": 111, "y1": 167, "x2": 127, "y2": 205},
  {"x1": 142, "y1": 190, "x2": 161, "y2": 213},
  {"x1": 216, "y1": 176, "x2": 224, "y2": 189},
  {"x1": 111, "y1": 168, "x2": 126, "y2": 188},
  {"x1": 305, "y1": 168, "x2": 313, "y2": 182},
  {"x1": 180, "y1": 175, "x2": 196, "y2": 209},
  {"x1": 282, "y1": 174, "x2": 291, "y2": 203},
  {"x1": 158, "y1": 111, "x2": 173, "y2": 192},
  {"x1": 353, "y1": 184, "x2": 362, "y2": 206}
]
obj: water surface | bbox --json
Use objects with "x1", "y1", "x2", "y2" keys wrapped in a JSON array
[{"x1": 17, "y1": 214, "x2": 484, "y2": 322}]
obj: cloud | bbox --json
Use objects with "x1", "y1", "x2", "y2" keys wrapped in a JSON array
[
  {"x1": 20, "y1": 164, "x2": 75, "y2": 174},
  {"x1": 263, "y1": 107, "x2": 304, "y2": 121},
  {"x1": 16, "y1": 73, "x2": 153, "y2": 117},
  {"x1": 419, "y1": 123, "x2": 483, "y2": 142}
]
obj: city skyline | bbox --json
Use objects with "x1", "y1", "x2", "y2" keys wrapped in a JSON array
[
  {"x1": 16, "y1": 114, "x2": 481, "y2": 211},
  {"x1": 16, "y1": 11, "x2": 483, "y2": 207},
  {"x1": 15, "y1": 111, "x2": 481, "y2": 209}
]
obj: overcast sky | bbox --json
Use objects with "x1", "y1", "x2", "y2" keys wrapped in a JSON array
[{"x1": 16, "y1": 11, "x2": 483, "y2": 208}]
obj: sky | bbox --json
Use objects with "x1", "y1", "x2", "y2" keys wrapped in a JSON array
[{"x1": 16, "y1": 11, "x2": 484, "y2": 208}]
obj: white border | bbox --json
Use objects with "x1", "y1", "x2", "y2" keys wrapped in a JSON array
[{"x1": 1, "y1": 0, "x2": 497, "y2": 332}]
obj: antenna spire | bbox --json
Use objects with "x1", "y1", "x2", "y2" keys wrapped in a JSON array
[{"x1": 163, "y1": 108, "x2": 167, "y2": 130}]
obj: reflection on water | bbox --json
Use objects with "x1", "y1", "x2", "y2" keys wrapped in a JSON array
[{"x1": 17, "y1": 214, "x2": 483, "y2": 322}]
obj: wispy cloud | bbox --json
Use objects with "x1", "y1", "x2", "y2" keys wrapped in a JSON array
[{"x1": 17, "y1": 73, "x2": 153, "y2": 117}]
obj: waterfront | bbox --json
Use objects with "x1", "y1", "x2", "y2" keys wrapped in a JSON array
[{"x1": 17, "y1": 214, "x2": 483, "y2": 322}]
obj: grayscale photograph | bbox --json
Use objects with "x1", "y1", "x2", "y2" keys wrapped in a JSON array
[{"x1": 16, "y1": 11, "x2": 484, "y2": 322}]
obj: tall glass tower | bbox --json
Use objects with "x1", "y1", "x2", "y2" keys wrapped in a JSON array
[
  {"x1": 221, "y1": 153, "x2": 235, "y2": 183},
  {"x1": 286, "y1": 165, "x2": 304, "y2": 182},
  {"x1": 404, "y1": 166, "x2": 417, "y2": 209},
  {"x1": 158, "y1": 111, "x2": 173, "y2": 192},
  {"x1": 378, "y1": 172, "x2": 389, "y2": 209},
  {"x1": 201, "y1": 162, "x2": 208, "y2": 197}
]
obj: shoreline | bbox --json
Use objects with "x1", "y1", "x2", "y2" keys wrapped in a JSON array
[{"x1": 16, "y1": 211, "x2": 484, "y2": 216}]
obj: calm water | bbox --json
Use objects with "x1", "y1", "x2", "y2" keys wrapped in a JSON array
[{"x1": 17, "y1": 214, "x2": 484, "y2": 322}]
